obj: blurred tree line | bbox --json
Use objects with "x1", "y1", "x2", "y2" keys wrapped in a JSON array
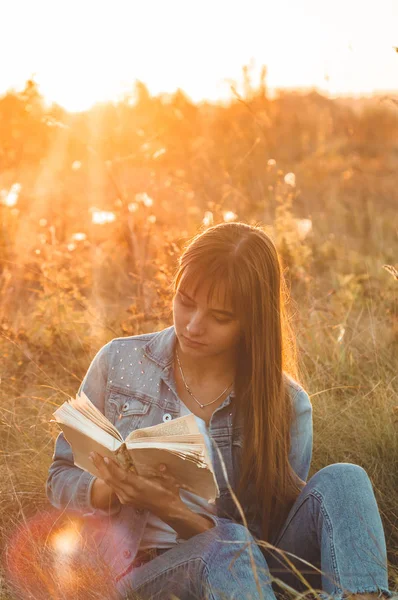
[
  {"x1": 0, "y1": 68, "x2": 397, "y2": 336},
  {"x1": 1, "y1": 70, "x2": 398, "y2": 230}
]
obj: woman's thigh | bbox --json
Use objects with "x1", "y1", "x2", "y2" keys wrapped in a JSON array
[{"x1": 118, "y1": 520, "x2": 275, "y2": 600}]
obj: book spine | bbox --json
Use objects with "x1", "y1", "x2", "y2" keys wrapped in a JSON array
[{"x1": 115, "y1": 443, "x2": 137, "y2": 474}]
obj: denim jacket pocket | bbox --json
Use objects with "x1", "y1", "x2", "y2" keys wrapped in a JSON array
[{"x1": 107, "y1": 388, "x2": 152, "y2": 438}]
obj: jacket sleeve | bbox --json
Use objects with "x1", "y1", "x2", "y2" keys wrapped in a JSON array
[
  {"x1": 46, "y1": 340, "x2": 114, "y2": 513},
  {"x1": 289, "y1": 387, "x2": 313, "y2": 483}
]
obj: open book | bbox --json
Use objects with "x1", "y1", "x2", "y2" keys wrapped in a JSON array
[{"x1": 53, "y1": 392, "x2": 219, "y2": 502}]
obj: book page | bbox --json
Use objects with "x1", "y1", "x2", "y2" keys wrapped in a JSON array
[
  {"x1": 57, "y1": 423, "x2": 122, "y2": 478},
  {"x1": 70, "y1": 391, "x2": 123, "y2": 441},
  {"x1": 126, "y1": 414, "x2": 199, "y2": 442},
  {"x1": 127, "y1": 434, "x2": 203, "y2": 445},
  {"x1": 54, "y1": 403, "x2": 122, "y2": 446},
  {"x1": 126, "y1": 441, "x2": 204, "y2": 453}
]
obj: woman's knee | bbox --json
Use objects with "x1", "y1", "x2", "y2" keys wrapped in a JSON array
[
  {"x1": 203, "y1": 521, "x2": 272, "y2": 595},
  {"x1": 213, "y1": 520, "x2": 256, "y2": 543},
  {"x1": 308, "y1": 462, "x2": 373, "y2": 495},
  {"x1": 203, "y1": 520, "x2": 267, "y2": 568}
]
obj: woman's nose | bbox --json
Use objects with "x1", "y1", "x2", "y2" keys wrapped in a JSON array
[{"x1": 186, "y1": 312, "x2": 205, "y2": 335}]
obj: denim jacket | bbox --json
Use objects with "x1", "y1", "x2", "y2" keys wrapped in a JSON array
[{"x1": 46, "y1": 326, "x2": 313, "y2": 579}]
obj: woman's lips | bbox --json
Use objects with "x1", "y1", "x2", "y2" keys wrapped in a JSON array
[{"x1": 182, "y1": 335, "x2": 206, "y2": 347}]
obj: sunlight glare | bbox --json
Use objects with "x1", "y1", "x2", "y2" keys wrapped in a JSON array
[
  {"x1": 203, "y1": 211, "x2": 214, "y2": 227},
  {"x1": 284, "y1": 173, "x2": 296, "y2": 187},
  {"x1": 91, "y1": 209, "x2": 116, "y2": 225},
  {"x1": 52, "y1": 525, "x2": 80, "y2": 556},
  {"x1": 1, "y1": 183, "x2": 22, "y2": 207},
  {"x1": 153, "y1": 148, "x2": 166, "y2": 159},
  {"x1": 223, "y1": 211, "x2": 237, "y2": 222},
  {"x1": 1, "y1": 0, "x2": 397, "y2": 111},
  {"x1": 295, "y1": 218, "x2": 313, "y2": 240},
  {"x1": 337, "y1": 325, "x2": 346, "y2": 344},
  {"x1": 136, "y1": 193, "x2": 154, "y2": 207},
  {"x1": 71, "y1": 232, "x2": 87, "y2": 241}
]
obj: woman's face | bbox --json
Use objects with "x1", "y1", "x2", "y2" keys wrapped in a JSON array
[{"x1": 173, "y1": 278, "x2": 242, "y2": 359}]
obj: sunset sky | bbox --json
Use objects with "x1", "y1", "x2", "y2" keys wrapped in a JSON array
[{"x1": 1, "y1": 0, "x2": 397, "y2": 112}]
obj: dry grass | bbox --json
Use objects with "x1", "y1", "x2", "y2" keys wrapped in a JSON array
[{"x1": 0, "y1": 79, "x2": 397, "y2": 599}]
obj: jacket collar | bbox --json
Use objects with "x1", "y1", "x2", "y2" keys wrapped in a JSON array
[{"x1": 143, "y1": 325, "x2": 176, "y2": 369}]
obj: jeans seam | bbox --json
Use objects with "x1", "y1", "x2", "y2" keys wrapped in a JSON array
[
  {"x1": 203, "y1": 563, "x2": 217, "y2": 600},
  {"x1": 273, "y1": 490, "x2": 314, "y2": 546},
  {"x1": 273, "y1": 487, "x2": 343, "y2": 595},
  {"x1": 310, "y1": 489, "x2": 342, "y2": 594}
]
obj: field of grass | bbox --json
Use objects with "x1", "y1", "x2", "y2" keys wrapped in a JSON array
[{"x1": 0, "y1": 77, "x2": 397, "y2": 599}]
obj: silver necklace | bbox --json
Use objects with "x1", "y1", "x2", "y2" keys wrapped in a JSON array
[{"x1": 175, "y1": 348, "x2": 234, "y2": 409}]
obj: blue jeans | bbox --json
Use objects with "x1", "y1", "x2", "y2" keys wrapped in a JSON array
[{"x1": 117, "y1": 464, "x2": 393, "y2": 600}]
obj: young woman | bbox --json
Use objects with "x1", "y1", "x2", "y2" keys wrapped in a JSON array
[{"x1": 47, "y1": 222, "x2": 393, "y2": 600}]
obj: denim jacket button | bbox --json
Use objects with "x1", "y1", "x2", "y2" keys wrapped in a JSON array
[
  {"x1": 122, "y1": 402, "x2": 129, "y2": 412},
  {"x1": 163, "y1": 413, "x2": 172, "y2": 422},
  {"x1": 123, "y1": 549, "x2": 132, "y2": 559}
]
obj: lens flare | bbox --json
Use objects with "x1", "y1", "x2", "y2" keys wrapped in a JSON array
[
  {"x1": 5, "y1": 510, "x2": 116, "y2": 600},
  {"x1": 52, "y1": 524, "x2": 80, "y2": 556}
]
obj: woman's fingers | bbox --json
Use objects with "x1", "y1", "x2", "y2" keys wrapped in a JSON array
[
  {"x1": 89, "y1": 452, "x2": 130, "y2": 489},
  {"x1": 89, "y1": 451, "x2": 109, "y2": 476},
  {"x1": 154, "y1": 464, "x2": 187, "y2": 492},
  {"x1": 103, "y1": 456, "x2": 130, "y2": 482},
  {"x1": 89, "y1": 454, "x2": 187, "y2": 506}
]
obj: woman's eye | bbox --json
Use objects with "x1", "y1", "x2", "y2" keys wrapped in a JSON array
[
  {"x1": 179, "y1": 294, "x2": 193, "y2": 307},
  {"x1": 177, "y1": 293, "x2": 231, "y2": 323},
  {"x1": 214, "y1": 316, "x2": 231, "y2": 324}
]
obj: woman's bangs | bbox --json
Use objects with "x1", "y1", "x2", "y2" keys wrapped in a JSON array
[
  {"x1": 177, "y1": 259, "x2": 244, "y2": 318},
  {"x1": 205, "y1": 273, "x2": 235, "y2": 314},
  {"x1": 176, "y1": 262, "x2": 204, "y2": 299}
]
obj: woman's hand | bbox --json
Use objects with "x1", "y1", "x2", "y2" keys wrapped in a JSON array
[
  {"x1": 88, "y1": 452, "x2": 185, "y2": 519},
  {"x1": 89, "y1": 452, "x2": 215, "y2": 539}
]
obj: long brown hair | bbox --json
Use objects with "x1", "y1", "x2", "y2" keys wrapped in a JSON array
[{"x1": 172, "y1": 222, "x2": 304, "y2": 542}]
